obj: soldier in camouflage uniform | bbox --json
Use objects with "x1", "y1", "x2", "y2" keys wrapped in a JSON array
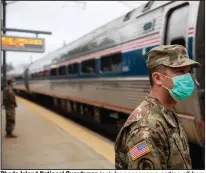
[
  {"x1": 114, "y1": 45, "x2": 201, "y2": 169},
  {"x1": 3, "y1": 78, "x2": 18, "y2": 138}
]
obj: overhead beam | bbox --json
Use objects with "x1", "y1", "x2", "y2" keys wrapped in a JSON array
[{"x1": 1, "y1": 27, "x2": 52, "y2": 35}]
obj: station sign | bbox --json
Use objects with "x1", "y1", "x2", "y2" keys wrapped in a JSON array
[{"x1": 1, "y1": 35, "x2": 45, "y2": 53}]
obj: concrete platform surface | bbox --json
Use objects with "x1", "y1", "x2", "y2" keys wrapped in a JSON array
[{"x1": 2, "y1": 98, "x2": 114, "y2": 169}]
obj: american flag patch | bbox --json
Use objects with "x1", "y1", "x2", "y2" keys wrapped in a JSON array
[{"x1": 129, "y1": 141, "x2": 150, "y2": 161}]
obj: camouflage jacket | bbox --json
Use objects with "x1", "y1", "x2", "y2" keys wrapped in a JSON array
[
  {"x1": 3, "y1": 87, "x2": 17, "y2": 109},
  {"x1": 114, "y1": 95, "x2": 192, "y2": 169}
]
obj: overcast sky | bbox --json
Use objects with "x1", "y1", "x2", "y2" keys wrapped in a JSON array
[{"x1": 4, "y1": 1, "x2": 147, "y2": 67}]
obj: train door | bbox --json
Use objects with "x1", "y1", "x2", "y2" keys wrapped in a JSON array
[
  {"x1": 164, "y1": 3, "x2": 189, "y2": 46},
  {"x1": 195, "y1": 1, "x2": 205, "y2": 120}
]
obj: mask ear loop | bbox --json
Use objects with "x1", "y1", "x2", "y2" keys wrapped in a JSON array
[
  {"x1": 162, "y1": 84, "x2": 170, "y2": 91},
  {"x1": 157, "y1": 72, "x2": 173, "y2": 91}
]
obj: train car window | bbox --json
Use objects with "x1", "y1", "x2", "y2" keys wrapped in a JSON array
[
  {"x1": 68, "y1": 63, "x2": 78, "y2": 75},
  {"x1": 123, "y1": 10, "x2": 133, "y2": 22},
  {"x1": 33, "y1": 73, "x2": 36, "y2": 79},
  {"x1": 171, "y1": 38, "x2": 185, "y2": 47},
  {"x1": 33, "y1": 73, "x2": 36, "y2": 78},
  {"x1": 50, "y1": 68, "x2": 57, "y2": 76},
  {"x1": 16, "y1": 76, "x2": 22, "y2": 81},
  {"x1": 59, "y1": 65, "x2": 67, "y2": 75},
  {"x1": 35, "y1": 73, "x2": 38, "y2": 79},
  {"x1": 142, "y1": 1, "x2": 153, "y2": 12},
  {"x1": 81, "y1": 59, "x2": 96, "y2": 74},
  {"x1": 100, "y1": 53, "x2": 122, "y2": 73}
]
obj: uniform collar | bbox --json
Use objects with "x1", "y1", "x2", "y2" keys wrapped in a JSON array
[{"x1": 145, "y1": 94, "x2": 177, "y2": 128}]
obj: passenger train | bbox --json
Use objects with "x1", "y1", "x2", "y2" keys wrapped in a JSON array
[{"x1": 8, "y1": 1, "x2": 204, "y2": 167}]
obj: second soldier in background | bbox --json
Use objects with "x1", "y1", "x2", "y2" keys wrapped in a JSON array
[{"x1": 3, "y1": 79, "x2": 18, "y2": 138}]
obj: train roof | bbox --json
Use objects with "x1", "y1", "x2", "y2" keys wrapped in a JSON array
[
  {"x1": 28, "y1": 45, "x2": 70, "y2": 73},
  {"x1": 7, "y1": 64, "x2": 28, "y2": 78},
  {"x1": 28, "y1": 1, "x2": 172, "y2": 73}
]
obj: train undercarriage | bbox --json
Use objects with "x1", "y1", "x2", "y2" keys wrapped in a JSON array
[{"x1": 14, "y1": 89, "x2": 204, "y2": 169}]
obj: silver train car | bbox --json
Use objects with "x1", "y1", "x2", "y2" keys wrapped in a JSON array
[{"x1": 8, "y1": 1, "x2": 204, "y2": 166}]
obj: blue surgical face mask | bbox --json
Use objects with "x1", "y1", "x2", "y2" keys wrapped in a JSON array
[{"x1": 161, "y1": 73, "x2": 195, "y2": 101}]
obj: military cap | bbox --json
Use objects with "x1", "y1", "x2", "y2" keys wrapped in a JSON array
[{"x1": 146, "y1": 45, "x2": 200, "y2": 69}]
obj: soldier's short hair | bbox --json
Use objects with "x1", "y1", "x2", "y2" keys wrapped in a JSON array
[{"x1": 148, "y1": 65, "x2": 167, "y2": 87}]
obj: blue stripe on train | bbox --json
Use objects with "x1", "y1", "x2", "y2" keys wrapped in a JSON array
[
  {"x1": 31, "y1": 37, "x2": 194, "y2": 81},
  {"x1": 46, "y1": 44, "x2": 159, "y2": 80},
  {"x1": 188, "y1": 37, "x2": 193, "y2": 60}
]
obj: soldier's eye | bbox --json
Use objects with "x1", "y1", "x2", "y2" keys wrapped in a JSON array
[{"x1": 177, "y1": 70, "x2": 185, "y2": 74}]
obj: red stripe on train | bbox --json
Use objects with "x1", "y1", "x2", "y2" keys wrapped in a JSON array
[
  {"x1": 57, "y1": 35, "x2": 160, "y2": 66},
  {"x1": 122, "y1": 40, "x2": 160, "y2": 53},
  {"x1": 122, "y1": 38, "x2": 160, "y2": 51},
  {"x1": 63, "y1": 39, "x2": 160, "y2": 65}
]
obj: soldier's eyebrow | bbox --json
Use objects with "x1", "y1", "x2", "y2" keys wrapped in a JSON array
[{"x1": 173, "y1": 68, "x2": 183, "y2": 72}]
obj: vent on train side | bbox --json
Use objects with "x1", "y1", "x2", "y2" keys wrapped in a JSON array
[
  {"x1": 123, "y1": 10, "x2": 135, "y2": 22},
  {"x1": 142, "y1": 1, "x2": 154, "y2": 12}
]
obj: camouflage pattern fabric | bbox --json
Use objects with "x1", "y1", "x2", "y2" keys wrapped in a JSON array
[
  {"x1": 6, "y1": 108, "x2": 16, "y2": 134},
  {"x1": 3, "y1": 87, "x2": 17, "y2": 109},
  {"x1": 3, "y1": 87, "x2": 17, "y2": 134},
  {"x1": 146, "y1": 45, "x2": 200, "y2": 69},
  {"x1": 114, "y1": 95, "x2": 192, "y2": 169}
]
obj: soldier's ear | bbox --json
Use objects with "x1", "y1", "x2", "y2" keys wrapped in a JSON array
[{"x1": 152, "y1": 72, "x2": 162, "y2": 86}]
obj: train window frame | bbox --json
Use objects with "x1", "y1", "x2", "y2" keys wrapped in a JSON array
[
  {"x1": 170, "y1": 37, "x2": 186, "y2": 47},
  {"x1": 50, "y1": 68, "x2": 57, "y2": 77},
  {"x1": 123, "y1": 10, "x2": 135, "y2": 22},
  {"x1": 32, "y1": 73, "x2": 37, "y2": 80},
  {"x1": 31, "y1": 73, "x2": 34, "y2": 79},
  {"x1": 58, "y1": 65, "x2": 67, "y2": 76},
  {"x1": 100, "y1": 52, "x2": 122, "y2": 74},
  {"x1": 81, "y1": 58, "x2": 96, "y2": 75},
  {"x1": 16, "y1": 76, "x2": 22, "y2": 81},
  {"x1": 68, "y1": 63, "x2": 79, "y2": 75},
  {"x1": 142, "y1": 1, "x2": 153, "y2": 12}
]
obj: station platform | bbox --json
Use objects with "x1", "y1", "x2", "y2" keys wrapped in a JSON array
[{"x1": 2, "y1": 96, "x2": 114, "y2": 169}]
